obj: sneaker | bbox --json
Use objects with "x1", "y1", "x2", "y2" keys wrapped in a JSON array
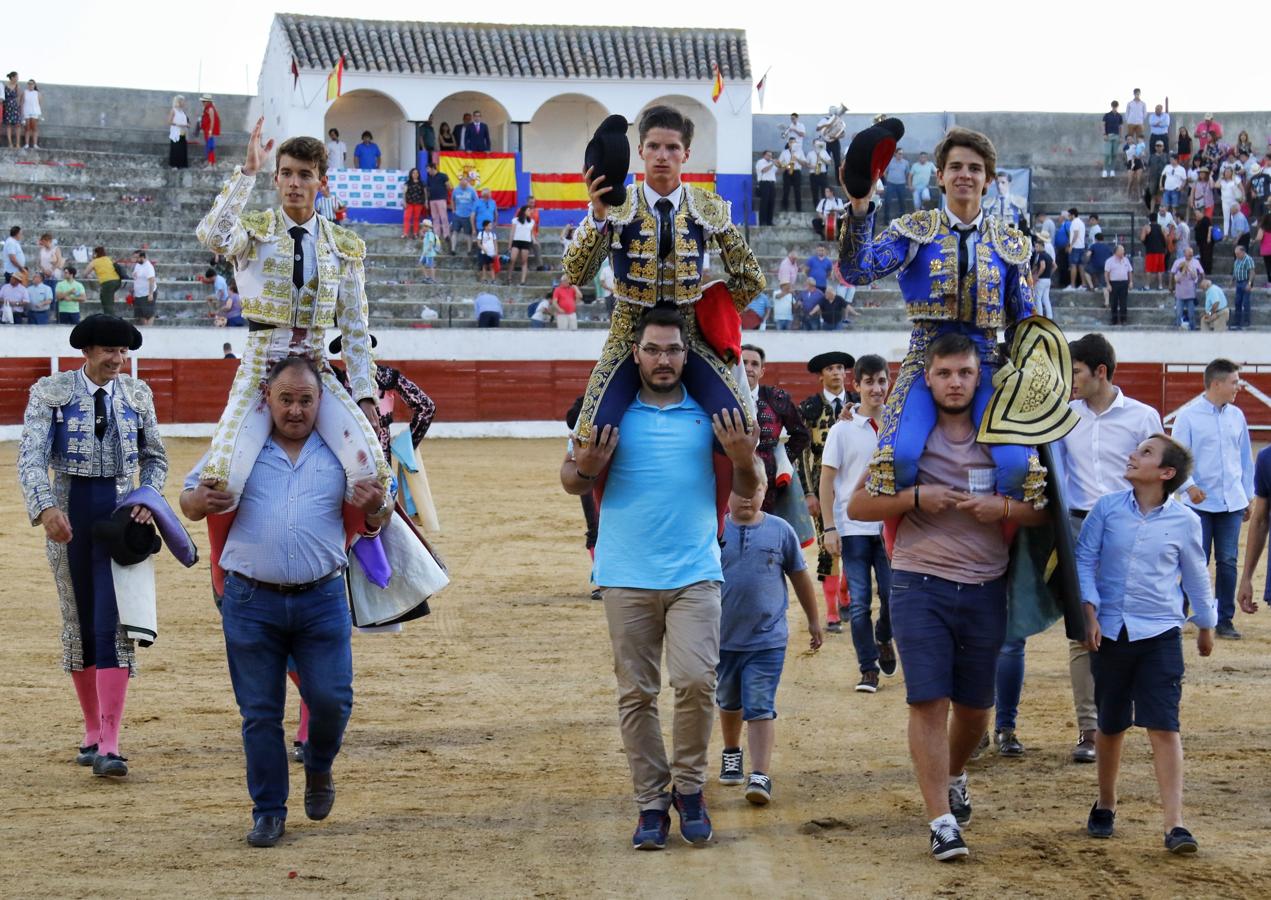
[
  {"x1": 590, "y1": 588, "x2": 603, "y2": 601},
  {"x1": 877, "y1": 640, "x2": 897, "y2": 676},
  {"x1": 1165, "y1": 826, "x2": 1198, "y2": 854},
  {"x1": 1072, "y1": 730, "x2": 1096, "y2": 763},
  {"x1": 632, "y1": 808, "x2": 670, "y2": 850},
  {"x1": 1087, "y1": 801, "x2": 1115, "y2": 838},
  {"x1": 719, "y1": 748, "x2": 745, "y2": 785},
  {"x1": 995, "y1": 730, "x2": 1025, "y2": 757},
  {"x1": 1215, "y1": 622, "x2": 1242, "y2": 640},
  {"x1": 930, "y1": 819, "x2": 969, "y2": 861},
  {"x1": 827, "y1": 621, "x2": 843, "y2": 634},
  {"x1": 855, "y1": 670, "x2": 879, "y2": 693},
  {"x1": 969, "y1": 731, "x2": 990, "y2": 761},
  {"x1": 745, "y1": 772, "x2": 772, "y2": 806},
  {"x1": 948, "y1": 773, "x2": 972, "y2": 826},
  {"x1": 291, "y1": 741, "x2": 305, "y2": 764},
  {"x1": 76, "y1": 743, "x2": 99, "y2": 766},
  {"x1": 92, "y1": 752, "x2": 129, "y2": 777},
  {"x1": 671, "y1": 788, "x2": 713, "y2": 845}
]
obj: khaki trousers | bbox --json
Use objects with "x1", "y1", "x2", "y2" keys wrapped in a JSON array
[
  {"x1": 1068, "y1": 512, "x2": 1097, "y2": 732},
  {"x1": 602, "y1": 581, "x2": 721, "y2": 811}
]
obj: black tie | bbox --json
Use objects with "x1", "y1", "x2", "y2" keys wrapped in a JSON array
[
  {"x1": 832, "y1": 397, "x2": 843, "y2": 419},
  {"x1": 956, "y1": 225, "x2": 974, "y2": 285},
  {"x1": 656, "y1": 198, "x2": 674, "y2": 260},
  {"x1": 94, "y1": 388, "x2": 107, "y2": 440},
  {"x1": 289, "y1": 225, "x2": 306, "y2": 290}
]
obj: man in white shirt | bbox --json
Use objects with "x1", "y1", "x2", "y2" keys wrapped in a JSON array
[
  {"x1": 3, "y1": 225, "x2": 26, "y2": 280},
  {"x1": 778, "y1": 138, "x2": 806, "y2": 213},
  {"x1": 325, "y1": 128, "x2": 347, "y2": 171},
  {"x1": 908, "y1": 151, "x2": 937, "y2": 211},
  {"x1": 1125, "y1": 89, "x2": 1148, "y2": 140},
  {"x1": 1148, "y1": 103, "x2": 1171, "y2": 154},
  {"x1": 806, "y1": 139, "x2": 833, "y2": 209},
  {"x1": 1053, "y1": 333, "x2": 1163, "y2": 763},
  {"x1": 131, "y1": 250, "x2": 157, "y2": 326},
  {"x1": 816, "y1": 105, "x2": 848, "y2": 179},
  {"x1": 755, "y1": 150, "x2": 777, "y2": 226},
  {"x1": 781, "y1": 113, "x2": 806, "y2": 153},
  {"x1": 819, "y1": 355, "x2": 895, "y2": 693},
  {"x1": 1161, "y1": 155, "x2": 1188, "y2": 217},
  {"x1": 1064, "y1": 209, "x2": 1087, "y2": 290}
]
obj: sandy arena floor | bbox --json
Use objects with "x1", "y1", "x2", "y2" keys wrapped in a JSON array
[{"x1": 2, "y1": 437, "x2": 1270, "y2": 899}]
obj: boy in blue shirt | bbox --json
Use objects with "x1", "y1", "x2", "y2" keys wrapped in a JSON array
[
  {"x1": 717, "y1": 478, "x2": 821, "y2": 805},
  {"x1": 1075, "y1": 434, "x2": 1216, "y2": 854},
  {"x1": 353, "y1": 131, "x2": 380, "y2": 170}
]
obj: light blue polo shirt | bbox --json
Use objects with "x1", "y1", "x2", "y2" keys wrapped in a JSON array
[{"x1": 593, "y1": 388, "x2": 721, "y2": 590}]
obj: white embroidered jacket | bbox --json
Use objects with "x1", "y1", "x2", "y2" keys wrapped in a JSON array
[{"x1": 196, "y1": 166, "x2": 376, "y2": 401}]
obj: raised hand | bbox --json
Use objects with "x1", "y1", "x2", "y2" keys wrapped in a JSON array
[
  {"x1": 584, "y1": 165, "x2": 609, "y2": 221},
  {"x1": 243, "y1": 117, "x2": 275, "y2": 177}
]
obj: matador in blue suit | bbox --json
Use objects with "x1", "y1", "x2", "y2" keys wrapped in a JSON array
[{"x1": 837, "y1": 126, "x2": 1046, "y2": 505}]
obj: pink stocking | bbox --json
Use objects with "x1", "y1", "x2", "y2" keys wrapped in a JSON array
[
  {"x1": 289, "y1": 670, "x2": 310, "y2": 744},
  {"x1": 71, "y1": 666, "x2": 101, "y2": 747},
  {"x1": 96, "y1": 667, "x2": 130, "y2": 756},
  {"x1": 823, "y1": 575, "x2": 841, "y2": 624}
]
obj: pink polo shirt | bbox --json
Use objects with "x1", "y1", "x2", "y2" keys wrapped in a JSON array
[{"x1": 1104, "y1": 256, "x2": 1133, "y2": 282}]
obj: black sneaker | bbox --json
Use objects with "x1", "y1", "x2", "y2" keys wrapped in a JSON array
[
  {"x1": 1216, "y1": 622, "x2": 1242, "y2": 640},
  {"x1": 1087, "y1": 802, "x2": 1115, "y2": 838},
  {"x1": 745, "y1": 772, "x2": 772, "y2": 806},
  {"x1": 291, "y1": 741, "x2": 305, "y2": 764},
  {"x1": 827, "y1": 621, "x2": 843, "y2": 634},
  {"x1": 76, "y1": 743, "x2": 99, "y2": 766},
  {"x1": 1165, "y1": 826, "x2": 1198, "y2": 854},
  {"x1": 970, "y1": 731, "x2": 990, "y2": 761},
  {"x1": 92, "y1": 752, "x2": 128, "y2": 777},
  {"x1": 948, "y1": 773, "x2": 972, "y2": 826},
  {"x1": 877, "y1": 640, "x2": 897, "y2": 676},
  {"x1": 719, "y1": 748, "x2": 745, "y2": 785},
  {"x1": 995, "y1": 730, "x2": 1025, "y2": 757},
  {"x1": 930, "y1": 820, "x2": 969, "y2": 861},
  {"x1": 590, "y1": 588, "x2": 603, "y2": 601},
  {"x1": 855, "y1": 670, "x2": 879, "y2": 693}
]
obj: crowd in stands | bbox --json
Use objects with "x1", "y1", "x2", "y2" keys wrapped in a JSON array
[{"x1": 3, "y1": 71, "x2": 42, "y2": 149}]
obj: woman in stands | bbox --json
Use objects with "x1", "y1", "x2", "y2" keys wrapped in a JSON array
[
  {"x1": 21, "y1": 79, "x2": 41, "y2": 149},
  {"x1": 167, "y1": 96, "x2": 190, "y2": 169},
  {"x1": 438, "y1": 122, "x2": 456, "y2": 152}
]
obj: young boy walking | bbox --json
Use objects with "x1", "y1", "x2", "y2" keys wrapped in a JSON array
[
  {"x1": 1075, "y1": 434, "x2": 1216, "y2": 854},
  {"x1": 717, "y1": 480, "x2": 822, "y2": 805},
  {"x1": 418, "y1": 219, "x2": 440, "y2": 283}
]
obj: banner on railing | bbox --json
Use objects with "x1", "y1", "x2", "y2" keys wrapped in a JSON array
[{"x1": 328, "y1": 168, "x2": 406, "y2": 210}]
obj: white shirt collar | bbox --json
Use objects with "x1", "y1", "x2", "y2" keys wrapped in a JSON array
[
  {"x1": 280, "y1": 207, "x2": 318, "y2": 236},
  {"x1": 823, "y1": 388, "x2": 847, "y2": 405},
  {"x1": 943, "y1": 207, "x2": 984, "y2": 231},
  {"x1": 749, "y1": 382, "x2": 761, "y2": 402},
  {"x1": 1075, "y1": 386, "x2": 1126, "y2": 416},
  {"x1": 80, "y1": 367, "x2": 116, "y2": 396},
  {"x1": 642, "y1": 181, "x2": 684, "y2": 211}
]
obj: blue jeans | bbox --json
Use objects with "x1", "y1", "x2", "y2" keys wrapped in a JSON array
[
  {"x1": 716, "y1": 647, "x2": 786, "y2": 720},
  {"x1": 221, "y1": 573, "x2": 354, "y2": 821},
  {"x1": 883, "y1": 182, "x2": 907, "y2": 220},
  {"x1": 1234, "y1": 283, "x2": 1251, "y2": 328},
  {"x1": 994, "y1": 637, "x2": 1026, "y2": 731},
  {"x1": 27, "y1": 309, "x2": 50, "y2": 324},
  {"x1": 1175, "y1": 296, "x2": 1197, "y2": 329},
  {"x1": 1195, "y1": 509, "x2": 1244, "y2": 627},
  {"x1": 841, "y1": 534, "x2": 892, "y2": 673},
  {"x1": 775, "y1": 318, "x2": 791, "y2": 331}
]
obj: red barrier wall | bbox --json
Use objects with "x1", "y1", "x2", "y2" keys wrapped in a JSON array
[{"x1": 2, "y1": 358, "x2": 1269, "y2": 428}]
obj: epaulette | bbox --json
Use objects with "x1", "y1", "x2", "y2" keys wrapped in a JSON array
[
  {"x1": 31, "y1": 371, "x2": 75, "y2": 407},
  {"x1": 328, "y1": 221, "x2": 367, "y2": 261},
  {"x1": 989, "y1": 217, "x2": 1032, "y2": 266},
  {"x1": 890, "y1": 208, "x2": 942, "y2": 244},
  {"x1": 606, "y1": 191, "x2": 637, "y2": 228},
  {"x1": 116, "y1": 375, "x2": 155, "y2": 415},
  {"x1": 684, "y1": 186, "x2": 732, "y2": 234},
  {"x1": 241, "y1": 209, "x2": 274, "y2": 242}
]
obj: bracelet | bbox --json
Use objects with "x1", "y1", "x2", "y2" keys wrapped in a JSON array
[
  {"x1": 576, "y1": 463, "x2": 599, "y2": 481},
  {"x1": 823, "y1": 526, "x2": 837, "y2": 532},
  {"x1": 913, "y1": 485, "x2": 920, "y2": 510},
  {"x1": 1002, "y1": 496, "x2": 1010, "y2": 521}
]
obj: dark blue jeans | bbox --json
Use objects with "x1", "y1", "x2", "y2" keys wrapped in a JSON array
[
  {"x1": 994, "y1": 637, "x2": 1026, "y2": 732},
  {"x1": 841, "y1": 534, "x2": 892, "y2": 673},
  {"x1": 1195, "y1": 509, "x2": 1244, "y2": 627},
  {"x1": 1234, "y1": 283, "x2": 1251, "y2": 328},
  {"x1": 221, "y1": 573, "x2": 354, "y2": 822}
]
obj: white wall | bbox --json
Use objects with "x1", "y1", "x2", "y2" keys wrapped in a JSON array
[{"x1": 522, "y1": 94, "x2": 609, "y2": 171}]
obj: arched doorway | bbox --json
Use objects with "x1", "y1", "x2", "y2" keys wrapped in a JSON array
[
  {"x1": 324, "y1": 89, "x2": 410, "y2": 169},
  {"x1": 428, "y1": 92, "x2": 511, "y2": 153},
  {"x1": 635, "y1": 95, "x2": 717, "y2": 174},
  {"x1": 523, "y1": 93, "x2": 610, "y2": 172}
]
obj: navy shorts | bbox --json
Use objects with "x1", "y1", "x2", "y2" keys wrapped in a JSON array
[
  {"x1": 1068, "y1": 247, "x2": 1086, "y2": 267},
  {"x1": 1091, "y1": 626, "x2": 1183, "y2": 734},
  {"x1": 889, "y1": 570, "x2": 1008, "y2": 708},
  {"x1": 716, "y1": 646, "x2": 785, "y2": 720}
]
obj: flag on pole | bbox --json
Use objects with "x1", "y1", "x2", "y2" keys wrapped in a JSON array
[
  {"x1": 755, "y1": 68, "x2": 770, "y2": 110},
  {"x1": 711, "y1": 63, "x2": 723, "y2": 104},
  {"x1": 290, "y1": 58, "x2": 299, "y2": 91},
  {"x1": 325, "y1": 55, "x2": 344, "y2": 102}
]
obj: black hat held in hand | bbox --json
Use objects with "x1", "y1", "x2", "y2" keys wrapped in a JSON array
[
  {"x1": 329, "y1": 333, "x2": 378, "y2": 355},
  {"x1": 840, "y1": 117, "x2": 906, "y2": 201},
  {"x1": 93, "y1": 507, "x2": 162, "y2": 567},
  {"x1": 584, "y1": 114, "x2": 631, "y2": 207}
]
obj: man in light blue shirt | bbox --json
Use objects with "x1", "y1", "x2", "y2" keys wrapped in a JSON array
[
  {"x1": 1170, "y1": 358, "x2": 1254, "y2": 638},
  {"x1": 181, "y1": 357, "x2": 391, "y2": 848},
  {"x1": 473, "y1": 291, "x2": 502, "y2": 327},
  {"x1": 561, "y1": 304, "x2": 761, "y2": 851},
  {"x1": 1075, "y1": 433, "x2": 1214, "y2": 853},
  {"x1": 473, "y1": 189, "x2": 498, "y2": 236},
  {"x1": 1199, "y1": 279, "x2": 1229, "y2": 331},
  {"x1": 449, "y1": 177, "x2": 478, "y2": 253}
]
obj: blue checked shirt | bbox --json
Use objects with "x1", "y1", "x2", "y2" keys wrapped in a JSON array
[
  {"x1": 1233, "y1": 253, "x2": 1254, "y2": 285},
  {"x1": 185, "y1": 432, "x2": 347, "y2": 584},
  {"x1": 1172, "y1": 398, "x2": 1255, "y2": 512},
  {"x1": 1076, "y1": 490, "x2": 1217, "y2": 640}
]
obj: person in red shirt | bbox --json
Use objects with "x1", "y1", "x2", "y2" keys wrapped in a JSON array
[
  {"x1": 195, "y1": 95, "x2": 221, "y2": 166},
  {"x1": 551, "y1": 274, "x2": 581, "y2": 330}
]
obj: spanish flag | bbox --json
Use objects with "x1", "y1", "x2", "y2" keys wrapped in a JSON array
[
  {"x1": 437, "y1": 151, "x2": 517, "y2": 209},
  {"x1": 711, "y1": 63, "x2": 723, "y2": 104},
  {"x1": 326, "y1": 56, "x2": 344, "y2": 102}
]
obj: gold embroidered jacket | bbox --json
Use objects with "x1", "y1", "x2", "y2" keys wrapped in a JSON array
[{"x1": 195, "y1": 167, "x2": 376, "y2": 401}]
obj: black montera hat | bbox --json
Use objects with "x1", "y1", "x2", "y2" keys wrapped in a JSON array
[
  {"x1": 840, "y1": 118, "x2": 906, "y2": 200},
  {"x1": 807, "y1": 351, "x2": 856, "y2": 373},
  {"x1": 584, "y1": 115, "x2": 631, "y2": 207},
  {"x1": 328, "y1": 333, "x2": 379, "y2": 355},
  {"x1": 69, "y1": 314, "x2": 143, "y2": 351},
  {"x1": 93, "y1": 507, "x2": 162, "y2": 567}
]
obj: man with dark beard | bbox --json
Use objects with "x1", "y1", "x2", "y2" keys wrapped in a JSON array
[{"x1": 849, "y1": 332, "x2": 1047, "y2": 863}]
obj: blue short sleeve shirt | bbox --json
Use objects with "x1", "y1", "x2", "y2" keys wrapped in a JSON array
[{"x1": 719, "y1": 514, "x2": 806, "y2": 651}]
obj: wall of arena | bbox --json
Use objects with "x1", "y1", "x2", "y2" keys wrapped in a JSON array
[{"x1": 1, "y1": 329, "x2": 1267, "y2": 440}]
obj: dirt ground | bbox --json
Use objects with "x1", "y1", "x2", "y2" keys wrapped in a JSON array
[{"x1": 3, "y1": 437, "x2": 1271, "y2": 899}]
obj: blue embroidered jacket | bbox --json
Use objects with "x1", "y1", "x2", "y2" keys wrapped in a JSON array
[{"x1": 837, "y1": 206, "x2": 1034, "y2": 330}]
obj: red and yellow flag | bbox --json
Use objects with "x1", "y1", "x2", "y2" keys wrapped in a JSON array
[
  {"x1": 325, "y1": 56, "x2": 344, "y2": 102},
  {"x1": 438, "y1": 151, "x2": 517, "y2": 208},
  {"x1": 711, "y1": 63, "x2": 723, "y2": 103},
  {"x1": 530, "y1": 173, "x2": 590, "y2": 209}
]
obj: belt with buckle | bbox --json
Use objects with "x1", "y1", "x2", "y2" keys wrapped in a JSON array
[{"x1": 227, "y1": 568, "x2": 344, "y2": 595}]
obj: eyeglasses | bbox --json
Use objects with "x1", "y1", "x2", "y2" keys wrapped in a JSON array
[{"x1": 636, "y1": 344, "x2": 686, "y2": 360}]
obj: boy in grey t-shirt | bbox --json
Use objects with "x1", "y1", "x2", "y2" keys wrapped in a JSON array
[{"x1": 716, "y1": 480, "x2": 821, "y2": 806}]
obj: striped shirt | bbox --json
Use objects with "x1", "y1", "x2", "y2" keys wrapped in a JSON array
[
  {"x1": 1233, "y1": 253, "x2": 1255, "y2": 284},
  {"x1": 315, "y1": 193, "x2": 339, "y2": 220},
  {"x1": 185, "y1": 432, "x2": 346, "y2": 584}
]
